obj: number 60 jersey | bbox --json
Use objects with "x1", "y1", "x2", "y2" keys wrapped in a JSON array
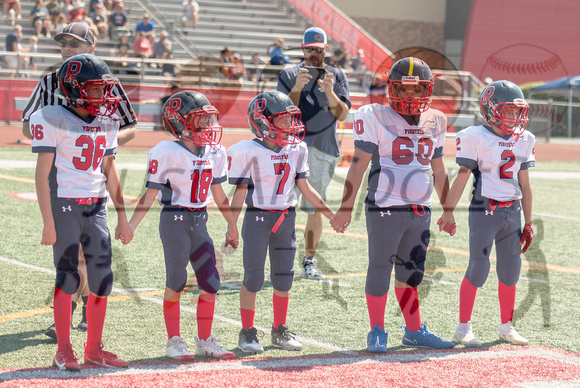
[
  {"x1": 353, "y1": 104, "x2": 447, "y2": 207},
  {"x1": 30, "y1": 105, "x2": 119, "y2": 199}
]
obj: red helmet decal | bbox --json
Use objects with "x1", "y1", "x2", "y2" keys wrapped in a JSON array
[
  {"x1": 64, "y1": 61, "x2": 82, "y2": 83},
  {"x1": 482, "y1": 86, "x2": 495, "y2": 105},
  {"x1": 254, "y1": 98, "x2": 267, "y2": 112}
]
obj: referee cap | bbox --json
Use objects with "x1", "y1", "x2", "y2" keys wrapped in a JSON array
[{"x1": 54, "y1": 23, "x2": 95, "y2": 46}]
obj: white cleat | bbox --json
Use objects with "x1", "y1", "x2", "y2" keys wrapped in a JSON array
[
  {"x1": 194, "y1": 334, "x2": 235, "y2": 359},
  {"x1": 499, "y1": 321, "x2": 528, "y2": 345},
  {"x1": 453, "y1": 321, "x2": 482, "y2": 347},
  {"x1": 166, "y1": 336, "x2": 195, "y2": 361}
]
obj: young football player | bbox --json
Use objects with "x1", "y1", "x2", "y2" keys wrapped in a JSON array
[
  {"x1": 330, "y1": 57, "x2": 455, "y2": 352},
  {"x1": 227, "y1": 91, "x2": 335, "y2": 353},
  {"x1": 438, "y1": 80, "x2": 535, "y2": 346},
  {"x1": 31, "y1": 53, "x2": 132, "y2": 371},
  {"x1": 128, "y1": 91, "x2": 239, "y2": 360}
]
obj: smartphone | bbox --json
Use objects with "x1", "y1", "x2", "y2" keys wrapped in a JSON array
[{"x1": 304, "y1": 66, "x2": 326, "y2": 81}]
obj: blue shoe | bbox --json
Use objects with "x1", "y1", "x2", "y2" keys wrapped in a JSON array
[
  {"x1": 401, "y1": 323, "x2": 455, "y2": 349},
  {"x1": 367, "y1": 325, "x2": 388, "y2": 352}
]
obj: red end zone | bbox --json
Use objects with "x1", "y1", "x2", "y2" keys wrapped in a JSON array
[{"x1": 1, "y1": 346, "x2": 579, "y2": 387}]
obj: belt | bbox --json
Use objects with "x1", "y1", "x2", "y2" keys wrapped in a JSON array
[
  {"x1": 255, "y1": 207, "x2": 292, "y2": 233},
  {"x1": 489, "y1": 199, "x2": 517, "y2": 210},
  {"x1": 178, "y1": 206, "x2": 207, "y2": 212},
  {"x1": 68, "y1": 197, "x2": 103, "y2": 205}
]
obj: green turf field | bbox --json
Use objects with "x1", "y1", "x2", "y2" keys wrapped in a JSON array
[{"x1": 0, "y1": 147, "x2": 578, "y2": 369}]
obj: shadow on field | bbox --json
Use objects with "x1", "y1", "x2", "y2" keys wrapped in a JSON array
[{"x1": 0, "y1": 330, "x2": 51, "y2": 355}]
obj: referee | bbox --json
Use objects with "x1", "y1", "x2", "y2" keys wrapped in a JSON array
[{"x1": 21, "y1": 22, "x2": 137, "y2": 145}]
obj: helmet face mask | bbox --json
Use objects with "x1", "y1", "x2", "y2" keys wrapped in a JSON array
[
  {"x1": 387, "y1": 57, "x2": 434, "y2": 115},
  {"x1": 163, "y1": 91, "x2": 223, "y2": 148},
  {"x1": 58, "y1": 54, "x2": 121, "y2": 117},
  {"x1": 248, "y1": 91, "x2": 304, "y2": 147},
  {"x1": 480, "y1": 81, "x2": 529, "y2": 137}
]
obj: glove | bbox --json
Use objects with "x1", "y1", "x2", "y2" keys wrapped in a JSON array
[{"x1": 519, "y1": 222, "x2": 534, "y2": 253}]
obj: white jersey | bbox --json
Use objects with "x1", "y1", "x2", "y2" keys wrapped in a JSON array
[
  {"x1": 456, "y1": 125, "x2": 535, "y2": 201},
  {"x1": 30, "y1": 105, "x2": 119, "y2": 198},
  {"x1": 227, "y1": 139, "x2": 309, "y2": 210},
  {"x1": 353, "y1": 104, "x2": 447, "y2": 207},
  {"x1": 146, "y1": 140, "x2": 227, "y2": 208}
]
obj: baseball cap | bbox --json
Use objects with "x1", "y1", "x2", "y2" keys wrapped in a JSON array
[
  {"x1": 302, "y1": 27, "x2": 327, "y2": 48},
  {"x1": 54, "y1": 23, "x2": 95, "y2": 46}
]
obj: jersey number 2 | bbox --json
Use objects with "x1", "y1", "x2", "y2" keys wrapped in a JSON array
[{"x1": 499, "y1": 150, "x2": 515, "y2": 179}]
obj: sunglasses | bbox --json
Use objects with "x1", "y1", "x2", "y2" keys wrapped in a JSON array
[
  {"x1": 56, "y1": 40, "x2": 86, "y2": 48},
  {"x1": 304, "y1": 47, "x2": 325, "y2": 54}
]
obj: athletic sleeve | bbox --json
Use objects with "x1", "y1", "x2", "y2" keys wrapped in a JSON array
[
  {"x1": 520, "y1": 131, "x2": 536, "y2": 170},
  {"x1": 30, "y1": 108, "x2": 58, "y2": 153},
  {"x1": 146, "y1": 144, "x2": 172, "y2": 190},
  {"x1": 227, "y1": 142, "x2": 251, "y2": 185},
  {"x1": 455, "y1": 127, "x2": 478, "y2": 170},
  {"x1": 212, "y1": 146, "x2": 228, "y2": 184},
  {"x1": 352, "y1": 105, "x2": 379, "y2": 155}
]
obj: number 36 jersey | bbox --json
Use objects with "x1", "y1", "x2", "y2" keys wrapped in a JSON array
[
  {"x1": 353, "y1": 104, "x2": 447, "y2": 207},
  {"x1": 227, "y1": 139, "x2": 309, "y2": 210},
  {"x1": 146, "y1": 141, "x2": 227, "y2": 208},
  {"x1": 30, "y1": 105, "x2": 119, "y2": 199},
  {"x1": 455, "y1": 125, "x2": 535, "y2": 201}
]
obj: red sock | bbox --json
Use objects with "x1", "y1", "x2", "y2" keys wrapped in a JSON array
[
  {"x1": 498, "y1": 282, "x2": 516, "y2": 324},
  {"x1": 459, "y1": 277, "x2": 478, "y2": 323},
  {"x1": 197, "y1": 298, "x2": 215, "y2": 340},
  {"x1": 163, "y1": 300, "x2": 180, "y2": 339},
  {"x1": 273, "y1": 294, "x2": 289, "y2": 329},
  {"x1": 53, "y1": 287, "x2": 72, "y2": 351},
  {"x1": 365, "y1": 292, "x2": 387, "y2": 330},
  {"x1": 86, "y1": 294, "x2": 107, "y2": 352},
  {"x1": 395, "y1": 287, "x2": 421, "y2": 332},
  {"x1": 240, "y1": 308, "x2": 255, "y2": 330}
]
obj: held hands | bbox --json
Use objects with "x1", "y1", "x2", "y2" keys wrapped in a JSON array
[
  {"x1": 437, "y1": 211, "x2": 456, "y2": 236},
  {"x1": 519, "y1": 222, "x2": 534, "y2": 253},
  {"x1": 115, "y1": 219, "x2": 134, "y2": 245},
  {"x1": 330, "y1": 208, "x2": 351, "y2": 234},
  {"x1": 224, "y1": 226, "x2": 239, "y2": 249}
]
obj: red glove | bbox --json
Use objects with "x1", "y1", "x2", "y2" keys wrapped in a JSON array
[{"x1": 519, "y1": 222, "x2": 534, "y2": 253}]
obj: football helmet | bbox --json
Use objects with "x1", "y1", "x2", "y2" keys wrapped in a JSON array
[
  {"x1": 387, "y1": 57, "x2": 435, "y2": 115},
  {"x1": 58, "y1": 54, "x2": 121, "y2": 116},
  {"x1": 247, "y1": 91, "x2": 304, "y2": 147},
  {"x1": 162, "y1": 90, "x2": 222, "y2": 147},
  {"x1": 480, "y1": 80, "x2": 529, "y2": 136}
]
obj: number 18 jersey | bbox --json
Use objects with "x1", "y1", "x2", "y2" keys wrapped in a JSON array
[{"x1": 353, "y1": 104, "x2": 447, "y2": 207}]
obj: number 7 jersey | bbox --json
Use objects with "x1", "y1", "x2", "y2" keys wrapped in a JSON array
[
  {"x1": 455, "y1": 125, "x2": 535, "y2": 201},
  {"x1": 353, "y1": 104, "x2": 447, "y2": 207}
]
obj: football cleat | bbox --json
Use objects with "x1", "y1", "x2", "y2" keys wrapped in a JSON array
[
  {"x1": 499, "y1": 321, "x2": 528, "y2": 345},
  {"x1": 53, "y1": 343, "x2": 81, "y2": 372},
  {"x1": 238, "y1": 327, "x2": 264, "y2": 354},
  {"x1": 401, "y1": 323, "x2": 455, "y2": 349},
  {"x1": 301, "y1": 257, "x2": 325, "y2": 280},
  {"x1": 166, "y1": 336, "x2": 195, "y2": 361},
  {"x1": 44, "y1": 324, "x2": 57, "y2": 340},
  {"x1": 84, "y1": 342, "x2": 129, "y2": 368},
  {"x1": 453, "y1": 321, "x2": 482, "y2": 347},
  {"x1": 271, "y1": 324, "x2": 302, "y2": 351},
  {"x1": 367, "y1": 324, "x2": 388, "y2": 353},
  {"x1": 194, "y1": 334, "x2": 235, "y2": 359}
]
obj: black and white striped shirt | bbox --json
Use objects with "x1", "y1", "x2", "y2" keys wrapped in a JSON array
[{"x1": 22, "y1": 68, "x2": 137, "y2": 128}]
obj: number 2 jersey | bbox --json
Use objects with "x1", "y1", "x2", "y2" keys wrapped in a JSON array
[
  {"x1": 227, "y1": 139, "x2": 309, "y2": 210},
  {"x1": 455, "y1": 125, "x2": 535, "y2": 202},
  {"x1": 354, "y1": 104, "x2": 447, "y2": 207},
  {"x1": 30, "y1": 105, "x2": 119, "y2": 198},
  {"x1": 146, "y1": 141, "x2": 227, "y2": 208}
]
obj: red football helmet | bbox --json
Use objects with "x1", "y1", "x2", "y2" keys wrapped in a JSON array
[
  {"x1": 387, "y1": 57, "x2": 435, "y2": 115},
  {"x1": 163, "y1": 91, "x2": 222, "y2": 148},
  {"x1": 247, "y1": 91, "x2": 304, "y2": 147},
  {"x1": 480, "y1": 80, "x2": 529, "y2": 137}
]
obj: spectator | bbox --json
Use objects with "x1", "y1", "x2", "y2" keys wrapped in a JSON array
[
  {"x1": 54, "y1": 13, "x2": 67, "y2": 34},
  {"x1": 277, "y1": 27, "x2": 351, "y2": 279},
  {"x1": 219, "y1": 46, "x2": 232, "y2": 78},
  {"x1": 108, "y1": 2, "x2": 129, "y2": 41},
  {"x1": 90, "y1": 3, "x2": 108, "y2": 39},
  {"x1": 246, "y1": 52, "x2": 268, "y2": 82},
  {"x1": 78, "y1": 11, "x2": 99, "y2": 39},
  {"x1": 153, "y1": 30, "x2": 172, "y2": 59},
  {"x1": 331, "y1": 40, "x2": 351, "y2": 69},
  {"x1": 133, "y1": 31, "x2": 152, "y2": 59},
  {"x1": 135, "y1": 12, "x2": 155, "y2": 43},
  {"x1": 161, "y1": 51, "x2": 179, "y2": 77},
  {"x1": 350, "y1": 48, "x2": 367, "y2": 89},
  {"x1": 268, "y1": 37, "x2": 290, "y2": 65},
  {"x1": 3, "y1": 0, "x2": 22, "y2": 20},
  {"x1": 30, "y1": 0, "x2": 52, "y2": 38},
  {"x1": 68, "y1": 1, "x2": 85, "y2": 23},
  {"x1": 181, "y1": 0, "x2": 199, "y2": 29},
  {"x1": 229, "y1": 52, "x2": 245, "y2": 80},
  {"x1": 4, "y1": 24, "x2": 25, "y2": 78},
  {"x1": 46, "y1": 0, "x2": 59, "y2": 26},
  {"x1": 59, "y1": 0, "x2": 73, "y2": 17},
  {"x1": 368, "y1": 73, "x2": 387, "y2": 104},
  {"x1": 28, "y1": 35, "x2": 38, "y2": 71}
]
